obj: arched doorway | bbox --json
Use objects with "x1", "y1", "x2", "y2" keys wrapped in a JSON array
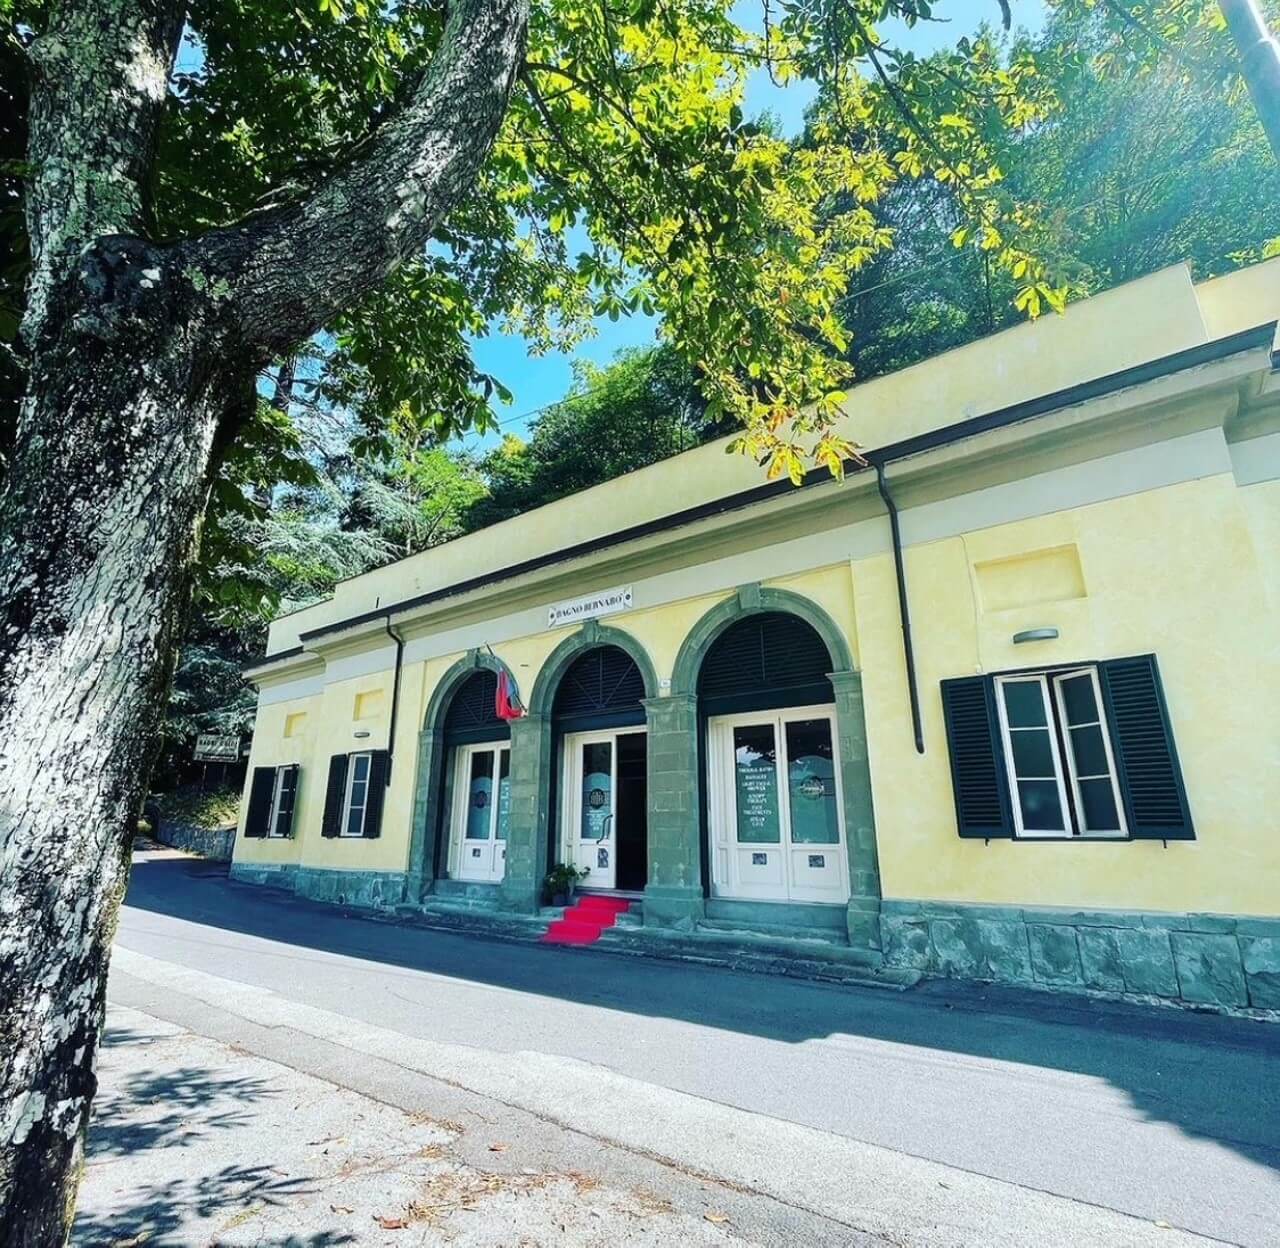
[
  {"x1": 442, "y1": 669, "x2": 512, "y2": 883},
  {"x1": 698, "y1": 611, "x2": 851, "y2": 906},
  {"x1": 552, "y1": 645, "x2": 648, "y2": 892}
]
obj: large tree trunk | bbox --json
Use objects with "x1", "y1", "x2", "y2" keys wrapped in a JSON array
[
  {"x1": 0, "y1": 0, "x2": 527, "y2": 1235},
  {"x1": 0, "y1": 238, "x2": 243, "y2": 1244}
]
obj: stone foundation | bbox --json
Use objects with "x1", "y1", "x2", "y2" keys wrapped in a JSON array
[
  {"x1": 881, "y1": 900, "x2": 1280, "y2": 1012},
  {"x1": 229, "y1": 862, "x2": 298, "y2": 891},
  {"x1": 229, "y1": 862, "x2": 406, "y2": 910}
]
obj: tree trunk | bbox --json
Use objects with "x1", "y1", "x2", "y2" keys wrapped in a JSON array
[
  {"x1": 1, "y1": 0, "x2": 527, "y2": 1234},
  {"x1": 0, "y1": 239, "x2": 242, "y2": 1243}
]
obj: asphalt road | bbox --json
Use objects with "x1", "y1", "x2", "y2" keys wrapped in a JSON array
[{"x1": 113, "y1": 854, "x2": 1280, "y2": 1246}]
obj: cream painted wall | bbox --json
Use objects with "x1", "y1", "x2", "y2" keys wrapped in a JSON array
[
  {"x1": 236, "y1": 662, "x2": 430, "y2": 873},
  {"x1": 240, "y1": 473, "x2": 1278, "y2": 916},
  {"x1": 857, "y1": 473, "x2": 1280, "y2": 917},
  {"x1": 232, "y1": 692, "x2": 314, "y2": 868}
]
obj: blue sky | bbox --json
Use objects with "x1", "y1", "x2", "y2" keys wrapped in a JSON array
[{"x1": 462, "y1": 0, "x2": 1046, "y2": 451}]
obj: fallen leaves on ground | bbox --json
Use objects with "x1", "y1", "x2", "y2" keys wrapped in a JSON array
[{"x1": 374, "y1": 1214, "x2": 410, "y2": 1230}]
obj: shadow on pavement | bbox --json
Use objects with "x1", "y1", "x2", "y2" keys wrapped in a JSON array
[
  {"x1": 121, "y1": 853, "x2": 1280, "y2": 1182},
  {"x1": 86, "y1": 1025, "x2": 277, "y2": 1159},
  {"x1": 72, "y1": 1166, "x2": 344, "y2": 1247}
]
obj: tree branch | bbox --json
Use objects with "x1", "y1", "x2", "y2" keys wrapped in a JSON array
[
  {"x1": 22, "y1": 0, "x2": 184, "y2": 344},
  {"x1": 185, "y1": 0, "x2": 531, "y2": 358}
]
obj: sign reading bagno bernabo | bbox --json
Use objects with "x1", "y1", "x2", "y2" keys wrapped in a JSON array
[
  {"x1": 193, "y1": 733, "x2": 241, "y2": 763},
  {"x1": 547, "y1": 585, "x2": 634, "y2": 630}
]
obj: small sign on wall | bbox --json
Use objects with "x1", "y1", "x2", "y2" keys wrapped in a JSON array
[
  {"x1": 194, "y1": 733, "x2": 240, "y2": 763},
  {"x1": 547, "y1": 586, "x2": 633, "y2": 630}
]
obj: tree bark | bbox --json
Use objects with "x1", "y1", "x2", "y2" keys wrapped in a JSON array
[
  {"x1": 0, "y1": 238, "x2": 236, "y2": 1243},
  {"x1": 0, "y1": 0, "x2": 530, "y2": 1237}
]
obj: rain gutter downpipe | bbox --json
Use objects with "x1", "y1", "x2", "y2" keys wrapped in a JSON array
[
  {"x1": 874, "y1": 460, "x2": 925, "y2": 755},
  {"x1": 384, "y1": 618, "x2": 405, "y2": 783}
]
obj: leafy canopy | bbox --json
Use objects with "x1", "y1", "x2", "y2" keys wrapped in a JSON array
[{"x1": 3, "y1": 0, "x2": 1266, "y2": 519}]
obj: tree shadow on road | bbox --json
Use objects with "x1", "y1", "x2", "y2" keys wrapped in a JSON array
[
  {"x1": 86, "y1": 1025, "x2": 277, "y2": 1159},
  {"x1": 72, "y1": 1165, "x2": 345, "y2": 1246},
  {"x1": 121, "y1": 855, "x2": 1280, "y2": 1192}
]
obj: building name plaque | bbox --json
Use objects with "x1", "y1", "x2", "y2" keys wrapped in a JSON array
[{"x1": 547, "y1": 585, "x2": 633, "y2": 629}]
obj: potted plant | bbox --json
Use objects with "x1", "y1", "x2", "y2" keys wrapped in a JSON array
[{"x1": 543, "y1": 862, "x2": 589, "y2": 907}]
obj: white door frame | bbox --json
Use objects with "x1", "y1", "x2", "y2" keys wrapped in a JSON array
[
  {"x1": 560, "y1": 727, "x2": 645, "y2": 891},
  {"x1": 706, "y1": 704, "x2": 850, "y2": 905},
  {"x1": 451, "y1": 741, "x2": 510, "y2": 883}
]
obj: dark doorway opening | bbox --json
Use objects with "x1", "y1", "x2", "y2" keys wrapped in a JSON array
[{"x1": 615, "y1": 731, "x2": 648, "y2": 891}]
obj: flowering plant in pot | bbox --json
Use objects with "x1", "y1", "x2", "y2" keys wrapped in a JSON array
[{"x1": 543, "y1": 862, "x2": 590, "y2": 907}]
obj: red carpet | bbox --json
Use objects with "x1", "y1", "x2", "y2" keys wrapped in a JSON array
[{"x1": 541, "y1": 895, "x2": 631, "y2": 945}]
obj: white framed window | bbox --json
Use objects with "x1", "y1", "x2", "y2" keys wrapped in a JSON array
[
  {"x1": 268, "y1": 765, "x2": 298, "y2": 838},
  {"x1": 994, "y1": 668, "x2": 1126, "y2": 839},
  {"x1": 1052, "y1": 668, "x2": 1127, "y2": 836},
  {"x1": 341, "y1": 751, "x2": 373, "y2": 838}
]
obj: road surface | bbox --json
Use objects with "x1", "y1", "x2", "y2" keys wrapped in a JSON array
[{"x1": 107, "y1": 852, "x2": 1280, "y2": 1245}]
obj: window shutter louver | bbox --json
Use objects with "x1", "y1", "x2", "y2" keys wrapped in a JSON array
[
  {"x1": 244, "y1": 767, "x2": 275, "y2": 838},
  {"x1": 363, "y1": 750, "x2": 390, "y2": 838},
  {"x1": 940, "y1": 676, "x2": 1014, "y2": 838},
  {"x1": 698, "y1": 613, "x2": 834, "y2": 713},
  {"x1": 552, "y1": 646, "x2": 645, "y2": 726},
  {"x1": 444, "y1": 670, "x2": 510, "y2": 744},
  {"x1": 274, "y1": 764, "x2": 300, "y2": 838},
  {"x1": 1098, "y1": 655, "x2": 1194, "y2": 840},
  {"x1": 321, "y1": 754, "x2": 348, "y2": 838}
]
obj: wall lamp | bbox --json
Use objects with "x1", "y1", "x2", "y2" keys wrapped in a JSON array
[{"x1": 1012, "y1": 627, "x2": 1060, "y2": 644}]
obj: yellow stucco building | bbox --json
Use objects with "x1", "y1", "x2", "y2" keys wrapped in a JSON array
[{"x1": 233, "y1": 258, "x2": 1280, "y2": 1010}]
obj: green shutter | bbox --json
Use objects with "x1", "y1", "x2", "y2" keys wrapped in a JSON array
[
  {"x1": 940, "y1": 676, "x2": 1013, "y2": 838},
  {"x1": 244, "y1": 767, "x2": 275, "y2": 839},
  {"x1": 321, "y1": 754, "x2": 348, "y2": 838},
  {"x1": 274, "y1": 764, "x2": 300, "y2": 838},
  {"x1": 1098, "y1": 655, "x2": 1194, "y2": 840},
  {"x1": 363, "y1": 750, "x2": 390, "y2": 838}
]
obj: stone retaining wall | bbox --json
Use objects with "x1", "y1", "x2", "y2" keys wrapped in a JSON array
[
  {"x1": 881, "y1": 900, "x2": 1280, "y2": 1013},
  {"x1": 153, "y1": 820, "x2": 236, "y2": 862}
]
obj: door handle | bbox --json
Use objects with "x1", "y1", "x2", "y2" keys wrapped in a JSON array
[{"x1": 600, "y1": 812, "x2": 613, "y2": 840}]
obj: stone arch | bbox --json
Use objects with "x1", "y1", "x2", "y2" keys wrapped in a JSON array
[
  {"x1": 408, "y1": 648, "x2": 519, "y2": 901},
  {"x1": 661, "y1": 583, "x2": 881, "y2": 950},
  {"x1": 528, "y1": 619, "x2": 659, "y2": 719},
  {"x1": 422, "y1": 647, "x2": 516, "y2": 733},
  {"x1": 491, "y1": 621, "x2": 659, "y2": 914},
  {"x1": 670, "y1": 584, "x2": 856, "y2": 696}
]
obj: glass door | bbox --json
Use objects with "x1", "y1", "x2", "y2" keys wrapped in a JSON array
[
  {"x1": 562, "y1": 731, "x2": 626, "y2": 890},
  {"x1": 708, "y1": 707, "x2": 849, "y2": 904},
  {"x1": 454, "y1": 744, "x2": 510, "y2": 882}
]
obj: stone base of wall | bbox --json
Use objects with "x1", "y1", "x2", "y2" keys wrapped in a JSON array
[
  {"x1": 294, "y1": 867, "x2": 407, "y2": 910},
  {"x1": 229, "y1": 863, "x2": 406, "y2": 911},
  {"x1": 153, "y1": 821, "x2": 235, "y2": 861},
  {"x1": 642, "y1": 884, "x2": 704, "y2": 930},
  {"x1": 229, "y1": 862, "x2": 299, "y2": 892},
  {"x1": 882, "y1": 900, "x2": 1280, "y2": 1013}
]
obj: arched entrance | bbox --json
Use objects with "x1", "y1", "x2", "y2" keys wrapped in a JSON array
[
  {"x1": 442, "y1": 669, "x2": 511, "y2": 883},
  {"x1": 551, "y1": 645, "x2": 649, "y2": 892},
  {"x1": 665, "y1": 585, "x2": 882, "y2": 948},
  {"x1": 408, "y1": 649, "x2": 515, "y2": 901},
  {"x1": 699, "y1": 612, "x2": 848, "y2": 904}
]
